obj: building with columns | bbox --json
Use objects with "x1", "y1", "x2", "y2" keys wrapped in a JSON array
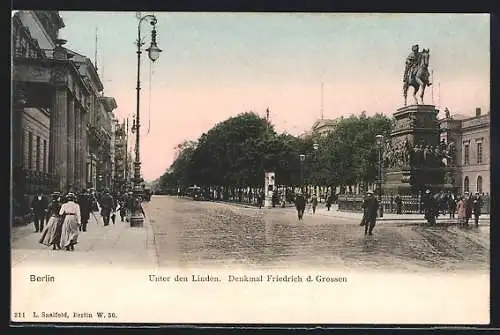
[
  {"x1": 439, "y1": 107, "x2": 490, "y2": 195},
  {"x1": 12, "y1": 10, "x2": 117, "y2": 217},
  {"x1": 95, "y1": 96, "x2": 117, "y2": 190},
  {"x1": 113, "y1": 119, "x2": 132, "y2": 193}
]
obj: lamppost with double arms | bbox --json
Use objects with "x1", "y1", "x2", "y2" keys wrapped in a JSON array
[
  {"x1": 131, "y1": 13, "x2": 162, "y2": 226},
  {"x1": 133, "y1": 13, "x2": 162, "y2": 193},
  {"x1": 375, "y1": 134, "x2": 384, "y2": 217}
]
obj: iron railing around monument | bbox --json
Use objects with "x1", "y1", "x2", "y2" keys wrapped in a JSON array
[{"x1": 337, "y1": 194, "x2": 490, "y2": 215}]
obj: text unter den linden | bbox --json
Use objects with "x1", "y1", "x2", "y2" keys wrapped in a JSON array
[{"x1": 148, "y1": 274, "x2": 348, "y2": 283}]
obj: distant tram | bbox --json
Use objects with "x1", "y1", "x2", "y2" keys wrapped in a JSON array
[{"x1": 187, "y1": 185, "x2": 205, "y2": 200}]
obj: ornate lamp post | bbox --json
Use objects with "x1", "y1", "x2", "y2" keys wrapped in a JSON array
[
  {"x1": 131, "y1": 13, "x2": 162, "y2": 227},
  {"x1": 299, "y1": 142, "x2": 319, "y2": 194},
  {"x1": 376, "y1": 134, "x2": 384, "y2": 217},
  {"x1": 299, "y1": 154, "x2": 305, "y2": 191}
]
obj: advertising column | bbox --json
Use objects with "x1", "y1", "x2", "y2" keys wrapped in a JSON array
[{"x1": 264, "y1": 172, "x2": 275, "y2": 208}]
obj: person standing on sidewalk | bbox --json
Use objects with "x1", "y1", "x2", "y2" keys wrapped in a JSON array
[
  {"x1": 447, "y1": 192, "x2": 457, "y2": 219},
  {"x1": 326, "y1": 193, "x2": 333, "y2": 211},
  {"x1": 472, "y1": 192, "x2": 483, "y2": 227},
  {"x1": 77, "y1": 189, "x2": 91, "y2": 232},
  {"x1": 294, "y1": 191, "x2": 306, "y2": 221},
  {"x1": 362, "y1": 191, "x2": 379, "y2": 235},
  {"x1": 119, "y1": 195, "x2": 127, "y2": 222},
  {"x1": 31, "y1": 190, "x2": 48, "y2": 233},
  {"x1": 311, "y1": 194, "x2": 318, "y2": 214},
  {"x1": 456, "y1": 196, "x2": 467, "y2": 227},
  {"x1": 464, "y1": 192, "x2": 473, "y2": 225},
  {"x1": 395, "y1": 195, "x2": 403, "y2": 214},
  {"x1": 59, "y1": 193, "x2": 81, "y2": 251},
  {"x1": 100, "y1": 190, "x2": 114, "y2": 226},
  {"x1": 423, "y1": 189, "x2": 437, "y2": 225},
  {"x1": 39, "y1": 192, "x2": 63, "y2": 250},
  {"x1": 125, "y1": 191, "x2": 135, "y2": 222}
]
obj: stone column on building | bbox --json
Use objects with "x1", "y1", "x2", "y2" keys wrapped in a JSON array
[
  {"x1": 49, "y1": 86, "x2": 68, "y2": 192},
  {"x1": 66, "y1": 95, "x2": 75, "y2": 191},
  {"x1": 74, "y1": 104, "x2": 81, "y2": 191},
  {"x1": 81, "y1": 107, "x2": 88, "y2": 188},
  {"x1": 50, "y1": 41, "x2": 70, "y2": 192}
]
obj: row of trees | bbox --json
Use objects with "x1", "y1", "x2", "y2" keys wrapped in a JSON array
[{"x1": 158, "y1": 111, "x2": 393, "y2": 192}]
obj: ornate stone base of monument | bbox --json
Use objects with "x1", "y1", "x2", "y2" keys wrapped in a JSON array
[{"x1": 382, "y1": 104, "x2": 448, "y2": 195}]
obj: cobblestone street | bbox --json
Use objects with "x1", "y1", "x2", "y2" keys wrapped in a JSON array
[{"x1": 145, "y1": 196, "x2": 490, "y2": 272}]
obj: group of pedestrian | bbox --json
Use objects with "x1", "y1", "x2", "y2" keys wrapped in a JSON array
[
  {"x1": 422, "y1": 189, "x2": 484, "y2": 227},
  {"x1": 293, "y1": 191, "x2": 321, "y2": 220},
  {"x1": 455, "y1": 191, "x2": 483, "y2": 227},
  {"x1": 38, "y1": 191, "x2": 80, "y2": 251},
  {"x1": 30, "y1": 188, "x2": 145, "y2": 252}
]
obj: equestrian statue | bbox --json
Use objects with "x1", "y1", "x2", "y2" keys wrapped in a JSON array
[{"x1": 403, "y1": 44, "x2": 432, "y2": 106}]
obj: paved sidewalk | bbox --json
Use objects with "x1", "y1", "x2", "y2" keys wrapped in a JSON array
[
  {"x1": 11, "y1": 211, "x2": 158, "y2": 268},
  {"x1": 313, "y1": 205, "x2": 490, "y2": 224}
]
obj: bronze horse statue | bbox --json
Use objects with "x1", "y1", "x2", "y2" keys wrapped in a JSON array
[{"x1": 403, "y1": 48, "x2": 432, "y2": 106}]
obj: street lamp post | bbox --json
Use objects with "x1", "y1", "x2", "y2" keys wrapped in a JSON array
[
  {"x1": 131, "y1": 13, "x2": 162, "y2": 227},
  {"x1": 298, "y1": 142, "x2": 319, "y2": 195},
  {"x1": 376, "y1": 134, "x2": 384, "y2": 218},
  {"x1": 299, "y1": 154, "x2": 305, "y2": 191}
]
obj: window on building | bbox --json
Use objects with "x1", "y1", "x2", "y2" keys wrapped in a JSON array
[
  {"x1": 464, "y1": 143, "x2": 470, "y2": 166},
  {"x1": 477, "y1": 142, "x2": 483, "y2": 164},
  {"x1": 464, "y1": 176, "x2": 470, "y2": 193},
  {"x1": 477, "y1": 176, "x2": 483, "y2": 194},
  {"x1": 36, "y1": 136, "x2": 41, "y2": 171},
  {"x1": 28, "y1": 131, "x2": 33, "y2": 170},
  {"x1": 43, "y1": 140, "x2": 47, "y2": 172}
]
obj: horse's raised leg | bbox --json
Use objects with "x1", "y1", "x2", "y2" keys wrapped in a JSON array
[
  {"x1": 413, "y1": 85, "x2": 419, "y2": 104},
  {"x1": 416, "y1": 77, "x2": 425, "y2": 104}
]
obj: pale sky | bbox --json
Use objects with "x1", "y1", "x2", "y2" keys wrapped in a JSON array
[{"x1": 57, "y1": 12, "x2": 490, "y2": 181}]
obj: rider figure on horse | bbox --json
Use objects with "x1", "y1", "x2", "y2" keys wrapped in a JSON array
[{"x1": 403, "y1": 44, "x2": 421, "y2": 84}]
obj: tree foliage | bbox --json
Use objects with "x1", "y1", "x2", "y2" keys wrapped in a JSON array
[{"x1": 158, "y1": 111, "x2": 393, "y2": 191}]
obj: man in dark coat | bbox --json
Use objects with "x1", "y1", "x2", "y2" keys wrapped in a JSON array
[
  {"x1": 466, "y1": 192, "x2": 474, "y2": 225},
  {"x1": 78, "y1": 189, "x2": 92, "y2": 232},
  {"x1": 472, "y1": 192, "x2": 483, "y2": 227},
  {"x1": 31, "y1": 190, "x2": 48, "y2": 232},
  {"x1": 294, "y1": 191, "x2": 306, "y2": 220},
  {"x1": 447, "y1": 192, "x2": 457, "y2": 219},
  {"x1": 423, "y1": 189, "x2": 437, "y2": 225},
  {"x1": 395, "y1": 195, "x2": 403, "y2": 214},
  {"x1": 100, "y1": 190, "x2": 114, "y2": 226},
  {"x1": 362, "y1": 191, "x2": 379, "y2": 235}
]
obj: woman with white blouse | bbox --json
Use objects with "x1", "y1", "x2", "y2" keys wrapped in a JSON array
[{"x1": 59, "y1": 193, "x2": 81, "y2": 251}]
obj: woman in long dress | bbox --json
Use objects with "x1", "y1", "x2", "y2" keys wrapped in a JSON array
[
  {"x1": 456, "y1": 196, "x2": 467, "y2": 227},
  {"x1": 59, "y1": 193, "x2": 81, "y2": 251},
  {"x1": 39, "y1": 192, "x2": 63, "y2": 250}
]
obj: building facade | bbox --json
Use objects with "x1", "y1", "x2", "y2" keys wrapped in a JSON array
[
  {"x1": 440, "y1": 108, "x2": 490, "y2": 195},
  {"x1": 113, "y1": 120, "x2": 132, "y2": 193},
  {"x1": 299, "y1": 117, "x2": 342, "y2": 138},
  {"x1": 12, "y1": 10, "x2": 117, "y2": 217}
]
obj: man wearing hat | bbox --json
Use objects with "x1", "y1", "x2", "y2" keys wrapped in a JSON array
[
  {"x1": 472, "y1": 192, "x2": 483, "y2": 227},
  {"x1": 464, "y1": 191, "x2": 473, "y2": 225},
  {"x1": 361, "y1": 190, "x2": 379, "y2": 235},
  {"x1": 99, "y1": 189, "x2": 115, "y2": 226},
  {"x1": 77, "y1": 189, "x2": 92, "y2": 232},
  {"x1": 31, "y1": 189, "x2": 49, "y2": 233},
  {"x1": 294, "y1": 191, "x2": 307, "y2": 221},
  {"x1": 125, "y1": 191, "x2": 135, "y2": 222},
  {"x1": 404, "y1": 44, "x2": 421, "y2": 84},
  {"x1": 423, "y1": 189, "x2": 437, "y2": 225}
]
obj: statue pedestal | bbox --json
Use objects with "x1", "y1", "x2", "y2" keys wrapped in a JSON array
[{"x1": 382, "y1": 104, "x2": 445, "y2": 195}]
